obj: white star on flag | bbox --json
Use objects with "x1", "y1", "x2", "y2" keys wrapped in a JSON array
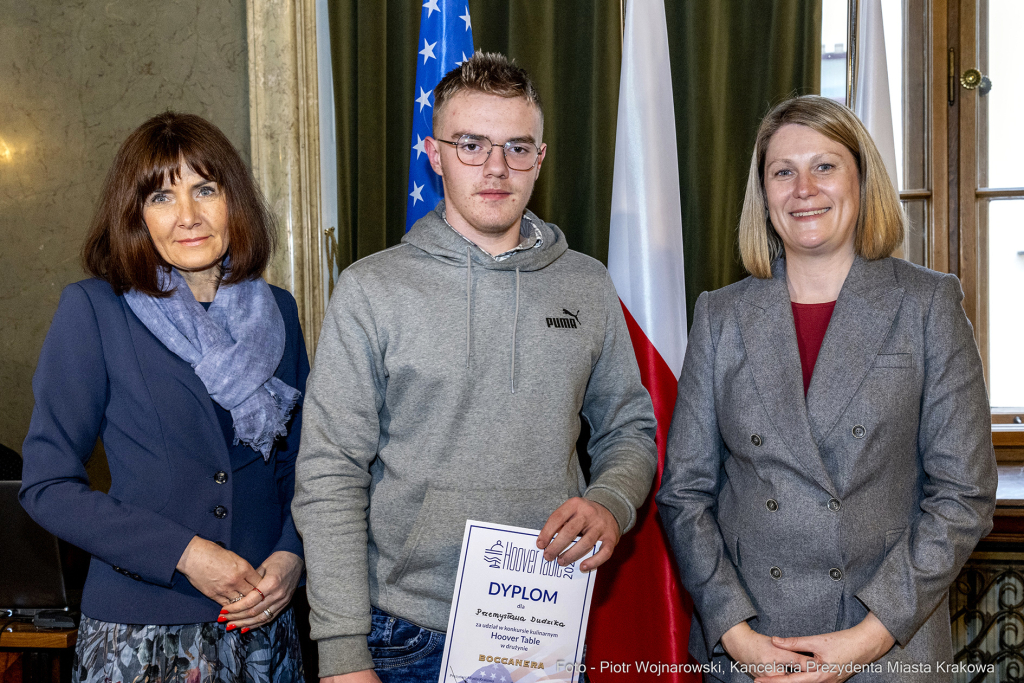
[
  {"x1": 419, "y1": 39, "x2": 437, "y2": 64},
  {"x1": 409, "y1": 182, "x2": 424, "y2": 204},
  {"x1": 416, "y1": 87, "x2": 432, "y2": 111},
  {"x1": 405, "y1": 0, "x2": 473, "y2": 231}
]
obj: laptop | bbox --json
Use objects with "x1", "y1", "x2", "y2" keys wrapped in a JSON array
[{"x1": 0, "y1": 481, "x2": 72, "y2": 618}]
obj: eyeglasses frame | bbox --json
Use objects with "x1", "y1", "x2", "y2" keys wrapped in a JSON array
[{"x1": 435, "y1": 134, "x2": 543, "y2": 171}]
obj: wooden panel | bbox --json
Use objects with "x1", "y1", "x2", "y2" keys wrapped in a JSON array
[
  {"x1": 0, "y1": 624, "x2": 76, "y2": 649},
  {"x1": 930, "y1": 0, "x2": 950, "y2": 273},
  {"x1": 993, "y1": 428, "x2": 1024, "y2": 449},
  {"x1": 995, "y1": 444, "x2": 1024, "y2": 464},
  {"x1": 986, "y1": 464, "x2": 1024, "y2": 543}
]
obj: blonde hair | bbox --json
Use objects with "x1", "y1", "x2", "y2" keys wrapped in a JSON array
[{"x1": 738, "y1": 95, "x2": 905, "y2": 278}]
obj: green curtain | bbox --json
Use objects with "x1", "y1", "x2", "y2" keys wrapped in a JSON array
[
  {"x1": 327, "y1": 0, "x2": 820, "y2": 324},
  {"x1": 666, "y1": 0, "x2": 821, "y2": 321}
]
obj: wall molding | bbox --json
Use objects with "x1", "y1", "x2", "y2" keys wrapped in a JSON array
[{"x1": 247, "y1": 0, "x2": 324, "y2": 356}]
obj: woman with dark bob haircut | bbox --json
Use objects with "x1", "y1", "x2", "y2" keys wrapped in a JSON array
[
  {"x1": 21, "y1": 112, "x2": 308, "y2": 683},
  {"x1": 657, "y1": 96, "x2": 996, "y2": 682}
]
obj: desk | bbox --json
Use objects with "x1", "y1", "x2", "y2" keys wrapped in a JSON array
[{"x1": 0, "y1": 624, "x2": 76, "y2": 683}]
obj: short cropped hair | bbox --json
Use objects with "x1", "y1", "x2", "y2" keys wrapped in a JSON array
[
  {"x1": 83, "y1": 112, "x2": 276, "y2": 297},
  {"x1": 738, "y1": 95, "x2": 905, "y2": 279},
  {"x1": 432, "y1": 51, "x2": 543, "y2": 135}
]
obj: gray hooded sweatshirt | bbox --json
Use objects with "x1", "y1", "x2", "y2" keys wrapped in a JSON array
[{"x1": 293, "y1": 204, "x2": 657, "y2": 676}]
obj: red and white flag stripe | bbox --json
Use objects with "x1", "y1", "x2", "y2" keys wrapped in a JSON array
[{"x1": 587, "y1": 0, "x2": 695, "y2": 680}]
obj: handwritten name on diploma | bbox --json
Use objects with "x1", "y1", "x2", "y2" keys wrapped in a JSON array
[{"x1": 439, "y1": 521, "x2": 598, "y2": 682}]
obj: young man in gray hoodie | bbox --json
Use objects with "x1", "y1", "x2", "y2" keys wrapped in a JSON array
[{"x1": 293, "y1": 52, "x2": 657, "y2": 683}]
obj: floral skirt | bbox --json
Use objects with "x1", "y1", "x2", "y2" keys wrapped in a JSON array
[{"x1": 73, "y1": 609, "x2": 303, "y2": 683}]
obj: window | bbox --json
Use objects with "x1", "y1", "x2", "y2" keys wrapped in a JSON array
[{"x1": 823, "y1": 0, "x2": 1024, "y2": 457}]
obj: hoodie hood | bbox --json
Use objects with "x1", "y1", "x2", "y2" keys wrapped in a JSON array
[
  {"x1": 401, "y1": 202, "x2": 569, "y2": 393},
  {"x1": 401, "y1": 201, "x2": 568, "y2": 271}
]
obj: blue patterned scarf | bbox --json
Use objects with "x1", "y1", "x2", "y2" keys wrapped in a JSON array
[{"x1": 125, "y1": 268, "x2": 301, "y2": 460}]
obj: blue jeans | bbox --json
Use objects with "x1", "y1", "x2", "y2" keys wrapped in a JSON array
[
  {"x1": 367, "y1": 607, "x2": 587, "y2": 683},
  {"x1": 368, "y1": 607, "x2": 445, "y2": 683}
]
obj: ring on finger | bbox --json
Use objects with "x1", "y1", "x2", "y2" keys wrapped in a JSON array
[
  {"x1": 253, "y1": 587, "x2": 265, "y2": 601},
  {"x1": 263, "y1": 608, "x2": 274, "y2": 620}
]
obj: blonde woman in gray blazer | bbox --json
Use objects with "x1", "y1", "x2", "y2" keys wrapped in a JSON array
[{"x1": 657, "y1": 96, "x2": 997, "y2": 682}]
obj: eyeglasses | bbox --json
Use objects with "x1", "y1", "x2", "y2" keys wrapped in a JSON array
[{"x1": 437, "y1": 134, "x2": 542, "y2": 171}]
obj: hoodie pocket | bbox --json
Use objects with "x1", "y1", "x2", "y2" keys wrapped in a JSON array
[{"x1": 385, "y1": 485, "x2": 569, "y2": 602}]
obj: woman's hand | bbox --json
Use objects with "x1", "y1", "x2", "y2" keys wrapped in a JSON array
[
  {"x1": 752, "y1": 613, "x2": 896, "y2": 683},
  {"x1": 721, "y1": 621, "x2": 813, "y2": 678},
  {"x1": 176, "y1": 536, "x2": 265, "y2": 606},
  {"x1": 221, "y1": 551, "x2": 304, "y2": 632}
]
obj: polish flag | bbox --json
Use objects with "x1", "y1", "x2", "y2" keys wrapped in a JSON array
[
  {"x1": 854, "y1": 0, "x2": 899, "y2": 191},
  {"x1": 586, "y1": 0, "x2": 694, "y2": 680}
]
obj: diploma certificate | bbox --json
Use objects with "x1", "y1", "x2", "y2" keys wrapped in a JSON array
[{"x1": 437, "y1": 520, "x2": 598, "y2": 683}]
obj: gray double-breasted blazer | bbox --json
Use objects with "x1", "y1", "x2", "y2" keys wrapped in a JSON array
[{"x1": 656, "y1": 256, "x2": 997, "y2": 682}]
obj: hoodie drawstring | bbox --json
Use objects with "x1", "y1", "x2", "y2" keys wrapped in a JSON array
[
  {"x1": 511, "y1": 267, "x2": 520, "y2": 394},
  {"x1": 466, "y1": 248, "x2": 472, "y2": 368}
]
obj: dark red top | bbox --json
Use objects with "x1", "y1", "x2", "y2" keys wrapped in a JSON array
[{"x1": 791, "y1": 301, "x2": 837, "y2": 395}]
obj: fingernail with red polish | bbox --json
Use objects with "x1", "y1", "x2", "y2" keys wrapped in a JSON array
[
  {"x1": 217, "y1": 616, "x2": 226, "y2": 623},
  {"x1": 226, "y1": 624, "x2": 236, "y2": 631},
  {"x1": 220, "y1": 609, "x2": 228, "y2": 615},
  {"x1": 241, "y1": 628, "x2": 249, "y2": 634}
]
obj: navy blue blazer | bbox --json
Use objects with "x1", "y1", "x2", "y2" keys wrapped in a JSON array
[{"x1": 20, "y1": 278, "x2": 309, "y2": 625}]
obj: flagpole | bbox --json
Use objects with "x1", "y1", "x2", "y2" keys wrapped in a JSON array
[
  {"x1": 619, "y1": 0, "x2": 626, "y2": 44},
  {"x1": 847, "y1": 0, "x2": 860, "y2": 108}
]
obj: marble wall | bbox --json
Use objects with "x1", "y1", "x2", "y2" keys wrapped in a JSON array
[{"x1": 0, "y1": 0, "x2": 251, "y2": 454}]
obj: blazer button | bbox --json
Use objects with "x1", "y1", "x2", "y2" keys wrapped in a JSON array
[
  {"x1": 751, "y1": 434, "x2": 763, "y2": 447},
  {"x1": 852, "y1": 425, "x2": 866, "y2": 438},
  {"x1": 770, "y1": 566, "x2": 782, "y2": 580},
  {"x1": 214, "y1": 471, "x2": 228, "y2": 484},
  {"x1": 830, "y1": 568, "x2": 843, "y2": 581},
  {"x1": 213, "y1": 505, "x2": 228, "y2": 519},
  {"x1": 766, "y1": 499, "x2": 779, "y2": 512},
  {"x1": 827, "y1": 498, "x2": 841, "y2": 512}
]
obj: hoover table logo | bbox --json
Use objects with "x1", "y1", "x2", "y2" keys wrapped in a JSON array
[
  {"x1": 482, "y1": 539, "x2": 575, "y2": 580},
  {"x1": 546, "y1": 309, "x2": 581, "y2": 329}
]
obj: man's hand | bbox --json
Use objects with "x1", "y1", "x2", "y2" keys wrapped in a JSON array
[
  {"x1": 176, "y1": 536, "x2": 264, "y2": 606},
  {"x1": 721, "y1": 621, "x2": 813, "y2": 679},
  {"x1": 221, "y1": 551, "x2": 304, "y2": 632},
  {"x1": 536, "y1": 497, "x2": 620, "y2": 572},
  {"x1": 320, "y1": 672, "x2": 381, "y2": 683},
  {"x1": 752, "y1": 613, "x2": 896, "y2": 683}
]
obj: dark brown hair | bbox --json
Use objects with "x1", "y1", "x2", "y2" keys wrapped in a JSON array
[
  {"x1": 432, "y1": 52, "x2": 543, "y2": 134},
  {"x1": 83, "y1": 112, "x2": 276, "y2": 296}
]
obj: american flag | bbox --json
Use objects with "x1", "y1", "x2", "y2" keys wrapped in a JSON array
[{"x1": 405, "y1": 0, "x2": 475, "y2": 231}]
